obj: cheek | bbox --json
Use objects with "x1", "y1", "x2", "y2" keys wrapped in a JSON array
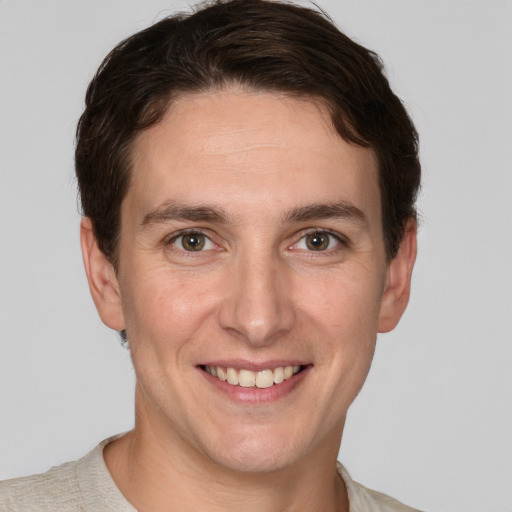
[
  {"x1": 120, "y1": 265, "x2": 223, "y2": 351},
  {"x1": 299, "y1": 266, "x2": 383, "y2": 333},
  {"x1": 295, "y1": 266, "x2": 382, "y2": 383}
]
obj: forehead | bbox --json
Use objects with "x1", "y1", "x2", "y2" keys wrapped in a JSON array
[{"x1": 126, "y1": 88, "x2": 381, "y2": 228}]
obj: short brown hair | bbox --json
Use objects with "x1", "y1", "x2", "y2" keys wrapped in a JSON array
[{"x1": 76, "y1": 0, "x2": 420, "y2": 265}]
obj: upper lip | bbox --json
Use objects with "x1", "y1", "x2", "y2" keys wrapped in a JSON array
[{"x1": 199, "y1": 359, "x2": 310, "y2": 372}]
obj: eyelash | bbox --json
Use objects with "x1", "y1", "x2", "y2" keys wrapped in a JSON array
[
  {"x1": 165, "y1": 228, "x2": 347, "y2": 255},
  {"x1": 166, "y1": 229, "x2": 218, "y2": 254},
  {"x1": 291, "y1": 229, "x2": 347, "y2": 253}
]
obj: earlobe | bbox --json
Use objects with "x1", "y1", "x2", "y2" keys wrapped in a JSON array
[
  {"x1": 377, "y1": 221, "x2": 417, "y2": 333},
  {"x1": 80, "y1": 218, "x2": 125, "y2": 331}
]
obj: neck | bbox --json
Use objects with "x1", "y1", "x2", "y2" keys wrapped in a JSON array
[{"x1": 104, "y1": 389, "x2": 349, "y2": 512}]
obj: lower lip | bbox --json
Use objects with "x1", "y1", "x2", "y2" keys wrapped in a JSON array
[{"x1": 199, "y1": 366, "x2": 312, "y2": 404}]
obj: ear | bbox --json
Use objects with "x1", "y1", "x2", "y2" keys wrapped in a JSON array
[
  {"x1": 80, "y1": 217, "x2": 125, "y2": 331},
  {"x1": 378, "y1": 221, "x2": 417, "y2": 333}
]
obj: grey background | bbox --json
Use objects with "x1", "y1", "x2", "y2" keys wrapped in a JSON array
[{"x1": 1, "y1": 1, "x2": 511, "y2": 511}]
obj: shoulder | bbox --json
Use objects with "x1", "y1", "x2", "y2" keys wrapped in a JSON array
[
  {"x1": 0, "y1": 458, "x2": 82, "y2": 512},
  {"x1": 0, "y1": 435, "x2": 134, "y2": 512},
  {"x1": 337, "y1": 462, "x2": 423, "y2": 512}
]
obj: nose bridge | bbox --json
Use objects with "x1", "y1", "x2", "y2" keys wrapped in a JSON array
[{"x1": 219, "y1": 242, "x2": 294, "y2": 345}]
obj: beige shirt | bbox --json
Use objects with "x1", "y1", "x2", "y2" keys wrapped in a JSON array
[{"x1": 0, "y1": 436, "x2": 421, "y2": 511}]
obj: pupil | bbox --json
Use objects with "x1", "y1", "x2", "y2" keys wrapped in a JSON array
[
  {"x1": 307, "y1": 232, "x2": 328, "y2": 251},
  {"x1": 183, "y1": 233, "x2": 205, "y2": 251}
]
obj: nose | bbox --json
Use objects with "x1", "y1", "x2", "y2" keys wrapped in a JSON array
[{"x1": 218, "y1": 250, "x2": 295, "y2": 346}]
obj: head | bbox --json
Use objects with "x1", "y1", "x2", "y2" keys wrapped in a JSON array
[
  {"x1": 76, "y1": 0, "x2": 420, "y2": 269},
  {"x1": 78, "y1": 0, "x2": 420, "y2": 475}
]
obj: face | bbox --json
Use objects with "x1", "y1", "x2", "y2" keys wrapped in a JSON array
[{"x1": 83, "y1": 88, "x2": 415, "y2": 474}]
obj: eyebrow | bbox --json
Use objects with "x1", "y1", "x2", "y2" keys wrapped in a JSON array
[
  {"x1": 140, "y1": 200, "x2": 368, "y2": 229},
  {"x1": 141, "y1": 202, "x2": 230, "y2": 228},
  {"x1": 284, "y1": 201, "x2": 368, "y2": 226}
]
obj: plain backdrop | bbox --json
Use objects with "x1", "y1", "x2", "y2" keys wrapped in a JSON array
[{"x1": 1, "y1": 1, "x2": 511, "y2": 511}]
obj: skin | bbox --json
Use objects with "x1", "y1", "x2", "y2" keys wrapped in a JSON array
[{"x1": 81, "y1": 88, "x2": 417, "y2": 512}]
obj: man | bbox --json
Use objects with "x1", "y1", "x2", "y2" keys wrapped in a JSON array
[{"x1": 0, "y1": 0, "x2": 421, "y2": 510}]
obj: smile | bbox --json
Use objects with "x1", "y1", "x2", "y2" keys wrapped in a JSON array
[{"x1": 203, "y1": 365, "x2": 303, "y2": 389}]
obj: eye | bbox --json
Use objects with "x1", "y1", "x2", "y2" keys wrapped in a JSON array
[
  {"x1": 294, "y1": 231, "x2": 342, "y2": 252},
  {"x1": 170, "y1": 231, "x2": 215, "y2": 252}
]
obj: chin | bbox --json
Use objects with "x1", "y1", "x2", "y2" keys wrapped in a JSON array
[
  {"x1": 190, "y1": 429, "x2": 296, "y2": 473},
  {"x1": 210, "y1": 447, "x2": 296, "y2": 474},
  {"x1": 198, "y1": 425, "x2": 310, "y2": 475}
]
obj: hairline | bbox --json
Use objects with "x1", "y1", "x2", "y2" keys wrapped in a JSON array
[{"x1": 104, "y1": 83, "x2": 395, "y2": 269}]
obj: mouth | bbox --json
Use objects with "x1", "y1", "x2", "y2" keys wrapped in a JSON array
[{"x1": 201, "y1": 364, "x2": 305, "y2": 389}]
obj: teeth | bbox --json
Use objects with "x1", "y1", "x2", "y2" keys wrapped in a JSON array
[
  {"x1": 239, "y1": 369, "x2": 256, "y2": 388},
  {"x1": 273, "y1": 367, "x2": 284, "y2": 384},
  {"x1": 204, "y1": 365, "x2": 302, "y2": 388},
  {"x1": 255, "y1": 369, "x2": 274, "y2": 388},
  {"x1": 226, "y1": 367, "x2": 239, "y2": 385}
]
